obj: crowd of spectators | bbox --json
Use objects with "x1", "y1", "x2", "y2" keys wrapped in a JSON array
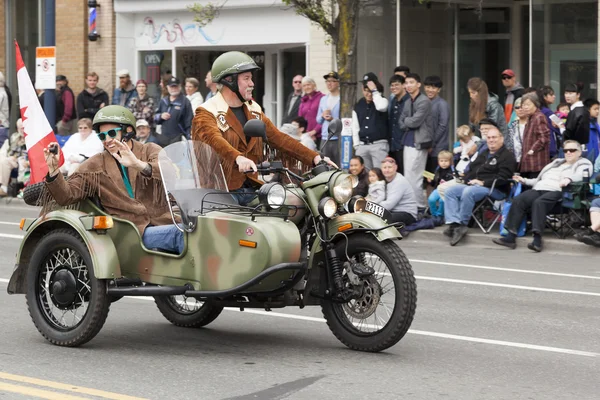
[{"x1": 1, "y1": 61, "x2": 599, "y2": 251}]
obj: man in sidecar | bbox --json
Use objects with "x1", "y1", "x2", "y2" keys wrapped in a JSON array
[
  {"x1": 192, "y1": 51, "x2": 334, "y2": 205},
  {"x1": 41, "y1": 105, "x2": 184, "y2": 254}
]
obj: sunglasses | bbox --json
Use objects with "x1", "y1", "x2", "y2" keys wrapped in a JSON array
[
  {"x1": 501, "y1": 75, "x2": 513, "y2": 80},
  {"x1": 564, "y1": 148, "x2": 579, "y2": 153},
  {"x1": 514, "y1": 106, "x2": 521, "y2": 110},
  {"x1": 97, "y1": 127, "x2": 122, "y2": 141}
]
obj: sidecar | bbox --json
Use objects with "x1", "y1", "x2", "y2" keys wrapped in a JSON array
[{"x1": 7, "y1": 141, "x2": 306, "y2": 346}]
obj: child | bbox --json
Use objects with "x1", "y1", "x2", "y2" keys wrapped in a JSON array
[
  {"x1": 453, "y1": 125, "x2": 479, "y2": 174},
  {"x1": 427, "y1": 151, "x2": 455, "y2": 218},
  {"x1": 584, "y1": 98, "x2": 600, "y2": 163},
  {"x1": 366, "y1": 167, "x2": 386, "y2": 204},
  {"x1": 556, "y1": 102, "x2": 570, "y2": 124}
]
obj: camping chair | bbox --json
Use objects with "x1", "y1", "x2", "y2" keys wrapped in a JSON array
[
  {"x1": 470, "y1": 179, "x2": 505, "y2": 234},
  {"x1": 545, "y1": 181, "x2": 593, "y2": 239}
]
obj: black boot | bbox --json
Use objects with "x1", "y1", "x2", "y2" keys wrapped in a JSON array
[
  {"x1": 492, "y1": 232, "x2": 517, "y2": 249},
  {"x1": 527, "y1": 233, "x2": 543, "y2": 252}
]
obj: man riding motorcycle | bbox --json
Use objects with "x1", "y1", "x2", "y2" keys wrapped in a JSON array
[
  {"x1": 192, "y1": 51, "x2": 334, "y2": 204},
  {"x1": 42, "y1": 105, "x2": 184, "y2": 254}
]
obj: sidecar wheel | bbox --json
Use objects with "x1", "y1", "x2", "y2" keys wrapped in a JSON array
[
  {"x1": 321, "y1": 235, "x2": 417, "y2": 353},
  {"x1": 25, "y1": 229, "x2": 110, "y2": 347},
  {"x1": 154, "y1": 295, "x2": 223, "y2": 328}
]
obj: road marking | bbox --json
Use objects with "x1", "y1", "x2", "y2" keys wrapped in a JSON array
[
  {"x1": 0, "y1": 372, "x2": 149, "y2": 400},
  {"x1": 0, "y1": 221, "x2": 20, "y2": 226},
  {"x1": 410, "y1": 259, "x2": 600, "y2": 280},
  {"x1": 0, "y1": 381, "x2": 86, "y2": 400},
  {"x1": 415, "y1": 276, "x2": 600, "y2": 297},
  {"x1": 1, "y1": 285, "x2": 596, "y2": 358},
  {"x1": 3, "y1": 273, "x2": 600, "y2": 298},
  {"x1": 120, "y1": 297, "x2": 599, "y2": 358},
  {"x1": 0, "y1": 233, "x2": 24, "y2": 239}
]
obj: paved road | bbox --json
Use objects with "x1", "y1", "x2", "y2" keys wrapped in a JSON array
[{"x1": 0, "y1": 202, "x2": 598, "y2": 399}]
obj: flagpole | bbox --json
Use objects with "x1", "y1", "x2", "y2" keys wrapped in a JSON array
[{"x1": 43, "y1": 0, "x2": 56, "y2": 133}]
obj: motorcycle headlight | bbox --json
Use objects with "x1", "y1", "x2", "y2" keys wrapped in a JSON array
[
  {"x1": 348, "y1": 196, "x2": 367, "y2": 213},
  {"x1": 258, "y1": 182, "x2": 286, "y2": 210},
  {"x1": 332, "y1": 174, "x2": 358, "y2": 204},
  {"x1": 318, "y1": 197, "x2": 337, "y2": 219}
]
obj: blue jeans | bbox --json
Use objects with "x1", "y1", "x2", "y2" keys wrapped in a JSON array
[
  {"x1": 230, "y1": 187, "x2": 257, "y2": 206},
  {"x1": 428, "y1": 189, "x2": 444, "y2": 217},
  {"x1": 444, "y1": 184, "x2": 505, "y2": 225},
  {"x1": 142, "y1": 225, "x2": 184, "y2": 254},
  {"x1": 591, "y1": 198, "x2": 600, "y2": 213}
]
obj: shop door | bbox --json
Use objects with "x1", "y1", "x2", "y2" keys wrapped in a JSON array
[{"x1": 456, "y1": 7, "x2": 511, "y2": 129}]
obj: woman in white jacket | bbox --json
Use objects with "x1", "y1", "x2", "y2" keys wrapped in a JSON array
[
  {"x1": 185, "y1": 77, "x2": 204, "y2": 112},
  {"x1": 493, "y1": 140, "x2": 592, "y2": 252}
]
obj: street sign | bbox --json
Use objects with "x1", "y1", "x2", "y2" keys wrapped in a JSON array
[
  {"x1": 35, "y1": 46, "x2": 56, "y2": 89},
  {"x1": 340, "y1": 118, "x2": 353, "y2": 170}
]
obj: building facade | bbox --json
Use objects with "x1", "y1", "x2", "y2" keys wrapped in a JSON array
[
  {"x1": 1, "y1": 0, "x2": 598, "y2": 133},
  {"x1": 1, "y1": 0, "x2": 116, "y2": 129}
]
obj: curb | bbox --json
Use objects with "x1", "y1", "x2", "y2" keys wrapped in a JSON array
[
  {"x1": 401, "y1": 226, "x2": 600, "y2": 255},
  {"x1": 1, "y1": 197, "x2": 26, "y2": 206}
]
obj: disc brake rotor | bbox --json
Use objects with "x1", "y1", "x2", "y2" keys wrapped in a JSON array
[{"x1": 342, "y1": 275, "x2": 381, "y2": 319}]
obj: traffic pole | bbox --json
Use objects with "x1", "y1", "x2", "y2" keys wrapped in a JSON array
[{"x1": 43, "y1": 0, "x2": 56, "y2": 132}]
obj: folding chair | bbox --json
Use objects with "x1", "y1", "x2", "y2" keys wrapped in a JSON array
[
  {"x1": 546, "y1": 181, "x2": 592, "y2": 239},
  {"x1": 470, "y1": 179, "x2": 505, "y2": 234}
]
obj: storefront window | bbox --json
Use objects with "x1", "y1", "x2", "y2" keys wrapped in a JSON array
[
  {"x1": 139, "y1": 50, "x2": 172, "y2": 100},
  {"x1": 532, "y1": 0, "x2": 598, "y2": 108},
  {"x1": 356, "y1": 1, "x2": 397, "y2": 99}
]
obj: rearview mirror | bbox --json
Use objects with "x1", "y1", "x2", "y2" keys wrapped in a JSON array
[
  {"x1": 244, "y1": 119, "x2": 267, "y2": 140},
  {"x1": 328, "y1": 119, "x2": 342, "y2": 138}
]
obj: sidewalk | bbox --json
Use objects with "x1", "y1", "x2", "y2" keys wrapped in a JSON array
[{"x1": 401, "y1": 226, "x2": 599, "y2": 255}]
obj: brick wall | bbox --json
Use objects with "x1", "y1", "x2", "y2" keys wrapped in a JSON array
[
  {"x1": 88, "y1": 0, "x2": 116, "y2": 98},
  {"x1": 0, "y1": 0, "x2": 5, "y2": 76},
  {"x1": 56, "y1": 0, "x2": 87, "y2": 94},
  {"x1": 308, "y1": 23, "x2": 334, "y2": 93}
]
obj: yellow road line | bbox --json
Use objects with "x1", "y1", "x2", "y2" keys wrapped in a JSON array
[
  {"x1": 0, "y1": 372, "x2": 149, "y2": 400},
  {"x1": 0, "y1": 381, "x2": 88, "y2": 400}
]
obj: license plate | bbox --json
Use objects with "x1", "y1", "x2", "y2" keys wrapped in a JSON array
[{"x1": 365, "y1": 201, "x2": 385, "y2": 218}]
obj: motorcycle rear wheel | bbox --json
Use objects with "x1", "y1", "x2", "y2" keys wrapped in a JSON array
[
  {"x1": 154, "y1": 295, "x2": 223, "y2": 328},
  {"x1": 321, "y1": 235, "x2": 417, "y2": 352}
]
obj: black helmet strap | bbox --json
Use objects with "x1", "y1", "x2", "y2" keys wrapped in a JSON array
[{"x1": 221, "y1": 73, "x2": 248, "y2": 104}]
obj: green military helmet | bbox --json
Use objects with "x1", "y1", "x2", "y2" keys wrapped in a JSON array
[
  {"x1": 211, "y1": 51, "x2": 260, "y2": 84},
  {"x1": 92, "y1": 105, "x2": 137, "y2": 140}
]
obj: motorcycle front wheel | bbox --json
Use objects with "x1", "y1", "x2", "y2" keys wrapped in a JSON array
[{"x1": 321, "y1": 234, "x2": 417, "y2": 352}]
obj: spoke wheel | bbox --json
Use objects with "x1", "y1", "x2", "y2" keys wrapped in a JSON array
[
  {"x1": 155, "y1": 295, "x2": 223, "y2": 328},
  {"x1": 321, "y1": 235, "x2": 417, "y2": 352},
  {"x1": 26, "y1": 229, "x2": 110, "y2": 346}
]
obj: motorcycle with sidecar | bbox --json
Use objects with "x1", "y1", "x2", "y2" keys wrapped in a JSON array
[{"x1": 7, "y1": 119, "x2": 417, "y2": 352}]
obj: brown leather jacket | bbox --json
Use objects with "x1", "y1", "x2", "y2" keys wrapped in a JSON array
[
  {"x1": 44, "y1": 141, "x2": 171, "y2": 235},
  {"x1": 191, "y1": 92, "x2": 318, "y2": 190}
]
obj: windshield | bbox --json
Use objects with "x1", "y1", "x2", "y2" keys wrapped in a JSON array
[
  {"x1": 158, "y1": 140, "x2": 228, "y2": 192},
  {"x1": 158, "y1": 141, "x2": 233, "y2": 216}
]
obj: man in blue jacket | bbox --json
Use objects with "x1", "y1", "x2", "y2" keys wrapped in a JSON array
[
  {"x1": 154, "y1": 77, "x2": 193, "y2": 147},
  {"x1": 112, "y1": 69, "x2": 138, "y2": 106}
]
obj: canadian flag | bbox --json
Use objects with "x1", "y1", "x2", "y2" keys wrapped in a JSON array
[{"x1": 15, "y1": 40, "x2": 63, "y2": 184}]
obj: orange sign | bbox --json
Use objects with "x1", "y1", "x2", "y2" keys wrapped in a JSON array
[{"x1": 36, "y1": 47, "x2": 56, "y2": 58}]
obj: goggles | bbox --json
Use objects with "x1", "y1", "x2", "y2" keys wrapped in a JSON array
[{"x1": 97, "y1": 127, "x2": 122, "y2": 142}]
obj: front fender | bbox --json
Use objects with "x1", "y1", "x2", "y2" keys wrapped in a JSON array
[
  {"x1": 308, "y1": 212, "x2": 401, "y2": 268},
  {"x1": 8, "y1": 210, "x2": 121, "y2": 295}
]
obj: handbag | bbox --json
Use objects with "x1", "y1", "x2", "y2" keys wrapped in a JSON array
[{"x1": 500, "y1": 182, "x2": 527, "y2": 237}]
